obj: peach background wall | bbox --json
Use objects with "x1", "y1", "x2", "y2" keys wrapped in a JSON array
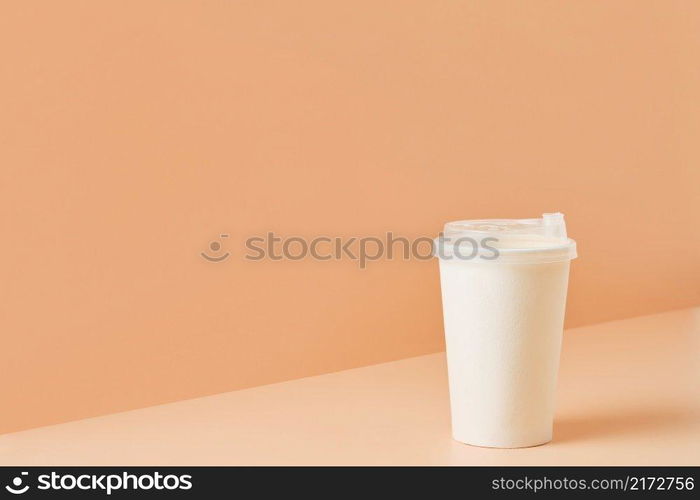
[{"x1": 1, "y1": 1, "x2": 699, "y2": 434}]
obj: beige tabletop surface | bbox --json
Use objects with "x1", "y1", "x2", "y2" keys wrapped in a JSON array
[{"x1": 1, "y1": 308, "x2": 699, "y2": 466}]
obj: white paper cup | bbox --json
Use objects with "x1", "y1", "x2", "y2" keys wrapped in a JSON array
[{"x1": 435, "y1": 213, "x2": 577, "y2": 448}]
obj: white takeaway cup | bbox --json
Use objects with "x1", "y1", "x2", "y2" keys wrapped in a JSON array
[{"x1": 435, "y1": 213, "x2": 577, "y2": 448}]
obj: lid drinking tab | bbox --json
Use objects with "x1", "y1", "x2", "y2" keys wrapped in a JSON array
[{"x1": 542, "y1": 212, "x2": 567, "y2": 238}]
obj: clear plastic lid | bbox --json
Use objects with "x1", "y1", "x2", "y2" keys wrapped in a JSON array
[{"x1": 434, "y1": 212, "x2": 577, "y2": 264}]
